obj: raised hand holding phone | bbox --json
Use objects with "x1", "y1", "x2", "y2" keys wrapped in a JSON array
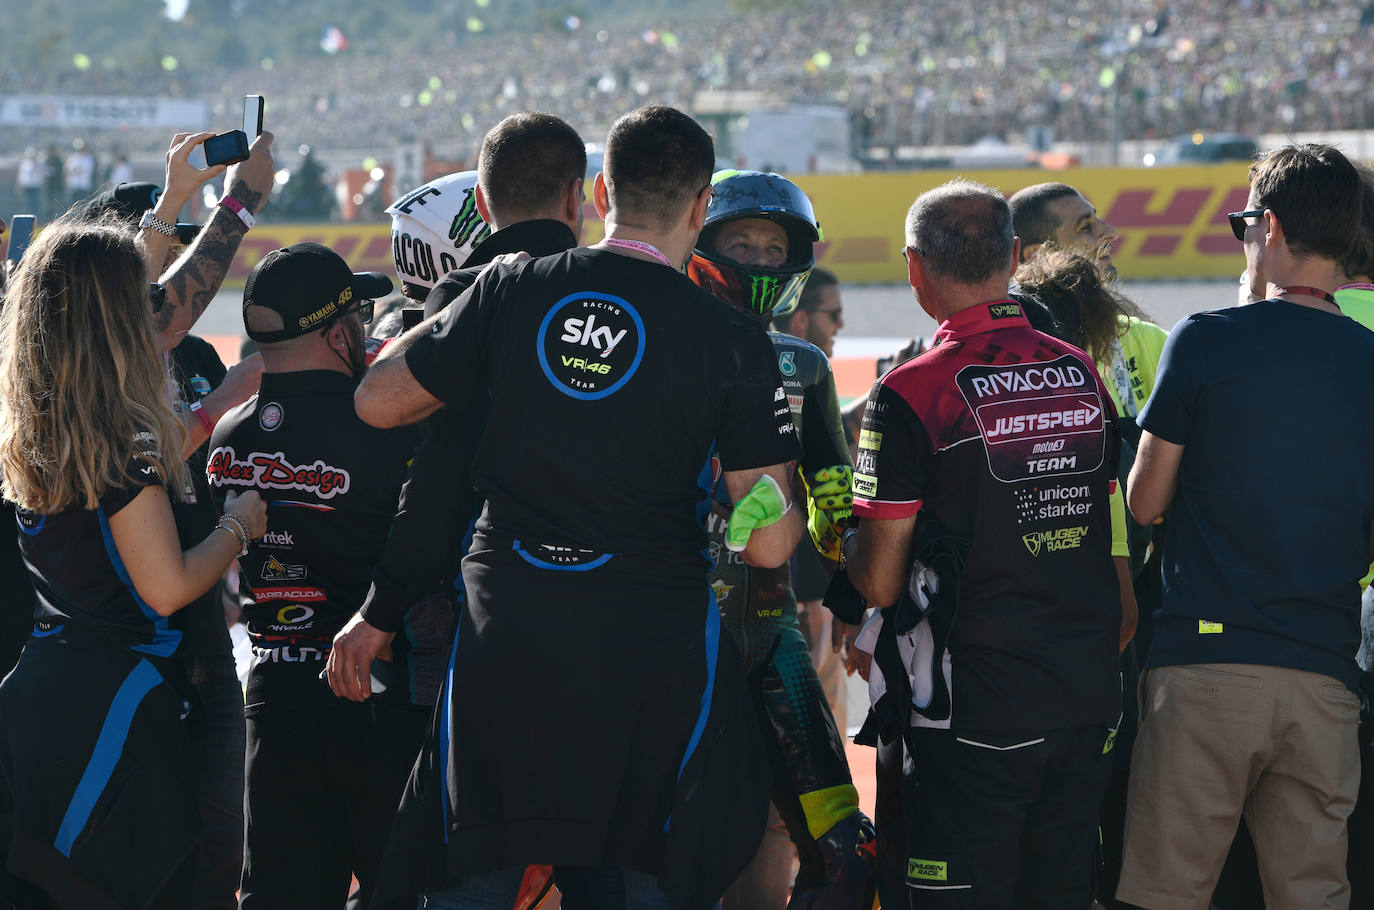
[{"x1": 183, "y1": 93, "x2": 263, "y2": 171}]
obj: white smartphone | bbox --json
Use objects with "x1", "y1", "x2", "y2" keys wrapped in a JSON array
[{"x1": 243, "y1": 94, "x2": 264, "y2": 139}]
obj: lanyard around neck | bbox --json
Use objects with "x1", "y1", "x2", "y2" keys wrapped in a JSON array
[
  {"x1": 601, "y1": 237, "x2": 675, "y2": 268},
  {"x1": 1273, "y1": 285, "x2": 1337, "y2": 306}
]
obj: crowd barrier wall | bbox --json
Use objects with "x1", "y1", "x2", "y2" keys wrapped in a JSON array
[
  {"x1": 791, "y1": 163, "x2": 1254, "y2": 282},
  {"x1": 214, "y1": 163, "x2": 1253, "y2": 287}
]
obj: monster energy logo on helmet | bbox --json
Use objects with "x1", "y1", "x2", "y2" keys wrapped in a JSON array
[
  {"x1": 749, "y1": 275, "x2": 783, "y2": 313},
  {"x1": 449, "y1": 188, "x2": 491, "y2": 249}
]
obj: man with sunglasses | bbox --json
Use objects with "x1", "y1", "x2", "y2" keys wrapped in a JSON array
[
  {"x1": 773, "y1": 267, "x2": 845, "y2": 359},
  {"x1": 1117, "y1": 144, "x2": 1374, "y2": 909},
  {"x1": 204, "y1": 242, "x2": 429, "y2": 908}
]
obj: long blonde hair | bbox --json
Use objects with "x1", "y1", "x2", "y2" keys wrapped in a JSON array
[{"x1": 0, "y1": 218, "x2": 186, "y2": 512}]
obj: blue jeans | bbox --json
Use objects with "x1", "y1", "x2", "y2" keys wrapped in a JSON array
[{"x1": 421, "y1": 866, "x2": 689, "y2": 910}]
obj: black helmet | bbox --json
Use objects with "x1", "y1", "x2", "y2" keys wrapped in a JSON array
[{"x1": 687, "y1": 169, "x2": 821, "y2": 320}]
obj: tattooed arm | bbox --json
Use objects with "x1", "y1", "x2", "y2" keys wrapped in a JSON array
[
  {"x1": 157, "y1": 131, "x2": 276, "y2": 351},
  {"x1": 137, "y1": 132, "x2": 225, "y2": 275}
]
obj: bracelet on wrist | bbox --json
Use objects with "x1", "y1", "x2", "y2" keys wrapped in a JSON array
[
  {"x1": 218, "y1": 194, "x2": 255, "y2": 231},
  {"x1": 213, "y1": 523, "x2": 243, "y2": 554},
  {"x1": 216, "y1": 514, "x2": 250, "y2": 558},
  {"x1": 138, "y1": 209, "x2": 178, "y2": 238},
  {"x1": 189, "y1": 400, "x2": 216, "y2": 435}
]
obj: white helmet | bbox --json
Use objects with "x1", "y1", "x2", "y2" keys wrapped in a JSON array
[{"x1": 386, "y1": 170, "x2": 491, "y2": 293}]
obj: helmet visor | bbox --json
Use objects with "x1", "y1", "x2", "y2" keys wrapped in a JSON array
[{"x1": 686, "y1": 255, "x2": 811, "y2": 320}]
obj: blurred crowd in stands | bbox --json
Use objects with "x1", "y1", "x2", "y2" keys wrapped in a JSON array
[{"x1": 2, "y1": 0, "x2": 1371, "y2": 169}]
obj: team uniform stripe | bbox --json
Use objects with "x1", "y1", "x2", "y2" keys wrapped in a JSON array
[
  {"x1": 665, "y1": 588, "x2": 721, "y2": 832},
  {"x1": 97, "y1": 505, "x2": 182, "y2": 658},
  {"x1": 512, "y1": 540, "x2": 615, "y2": 572},
  {"x1": 852, "y1": 497, "x2": 923, "y2": 520},
  {"x1": 54, "y1": 658, "x2": 163, "y2": 856}
]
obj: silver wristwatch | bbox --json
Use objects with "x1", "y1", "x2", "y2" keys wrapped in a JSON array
[{"x1": 138, "y1": 210, "x2": 178, "y2": 238}]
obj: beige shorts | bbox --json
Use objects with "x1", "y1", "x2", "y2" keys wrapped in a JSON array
[{"x1": 1116, "y1": 663, "x2": 1361, "y2": 910}]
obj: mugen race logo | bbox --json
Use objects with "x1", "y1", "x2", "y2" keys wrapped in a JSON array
[
  {"x1": 1022, "y1": 526, "x2": 1089, "y2": 556},
  {"x1": 957, "y1": 354, "x2": 1106, "y2": 483},
  {"x1": 536, "y1": 291, "x2": 646, "y2": 400}
]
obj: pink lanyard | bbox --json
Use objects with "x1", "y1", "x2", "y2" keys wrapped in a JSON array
[{"x1": 602, "y1": 237, "x2": 675, "y2": 268}]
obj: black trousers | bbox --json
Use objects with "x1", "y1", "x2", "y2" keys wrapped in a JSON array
[
  {"x1": 185, "y1": 654, "x2": 246, "y2": 910},
  {"x1": 240, "y1": 698, "x2": 427, "y2": 910},
  {"x1": 888, "y1": 723, "x2": 1113, "y2": 909}
]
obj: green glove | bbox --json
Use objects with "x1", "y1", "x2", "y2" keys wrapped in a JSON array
[
  {"x1": 805, "y1": 465, "x2": 853, "y2": 561},
  {"x1": 805, "y1": 464, "x2": 854, "y2": 512},
  {"x1": 725, "y1": 474, "x2": 791, "y2": 552}
]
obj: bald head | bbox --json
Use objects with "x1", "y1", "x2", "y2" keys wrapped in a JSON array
[{"x1": 905, "y1": 179, "x2": 1015, "y2": 285}]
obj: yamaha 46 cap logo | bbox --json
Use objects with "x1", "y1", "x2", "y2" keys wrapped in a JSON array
[{"x1": 537, "y1": 292, "x2": 646, "y2": 400}]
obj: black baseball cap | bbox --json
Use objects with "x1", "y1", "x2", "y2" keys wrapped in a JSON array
[
  {"x1": 243, "y1": 242, "x2": 393, "y2": 342},
  {"x1": 79, "y1": 182, "x2": 201, "y2": 244}
]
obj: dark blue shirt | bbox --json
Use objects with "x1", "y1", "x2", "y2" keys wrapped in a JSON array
[{"x1": 1139, "y1": 299, "x2": 1374, "y2": 690}]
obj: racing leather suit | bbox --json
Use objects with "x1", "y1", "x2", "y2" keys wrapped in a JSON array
[{"x1": 706, "y1": 331, "x2": 860, "y2": 897}]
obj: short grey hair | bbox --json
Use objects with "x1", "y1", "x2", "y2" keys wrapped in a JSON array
[{"x1": 904, "y1": 179, "x2": 1014, "y2": 285}]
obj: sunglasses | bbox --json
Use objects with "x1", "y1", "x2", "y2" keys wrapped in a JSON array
[
  {"x1": 813, "y1": 307, "x2": 843, "y2": 321},
  {"x1": 338, "y1": 299, "x2": 374, "y2": 325},
  {"x1": 1227, "y1": 210, "x2": 1265, "y2": 242},
  {"x1": 149, "y1": 282, "x2": 167, "y2": 312}
]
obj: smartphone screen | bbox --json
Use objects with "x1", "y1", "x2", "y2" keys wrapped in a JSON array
[
  {"x1": 7, "y1": 215, "x2": 36, "y2": 263},
  {"x1": 243, "y1": 95, "x2": 264, "y2": 139}
]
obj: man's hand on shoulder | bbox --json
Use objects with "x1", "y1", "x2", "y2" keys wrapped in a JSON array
[
  {"x1": 327, "y1": 613, "x2": 395, "y2": 702},
  {"x1": 486, "y1": 251, "x2": 530, "y2": 270}
]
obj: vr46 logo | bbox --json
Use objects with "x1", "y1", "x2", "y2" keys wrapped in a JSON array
[{"x1": 560, "y1": 356, "x2": 612, "y2": 374}]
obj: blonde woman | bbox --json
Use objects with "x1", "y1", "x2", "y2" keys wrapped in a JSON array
[{"x1": 0, "y1": 218, "x2": 266, "y2": 908}]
